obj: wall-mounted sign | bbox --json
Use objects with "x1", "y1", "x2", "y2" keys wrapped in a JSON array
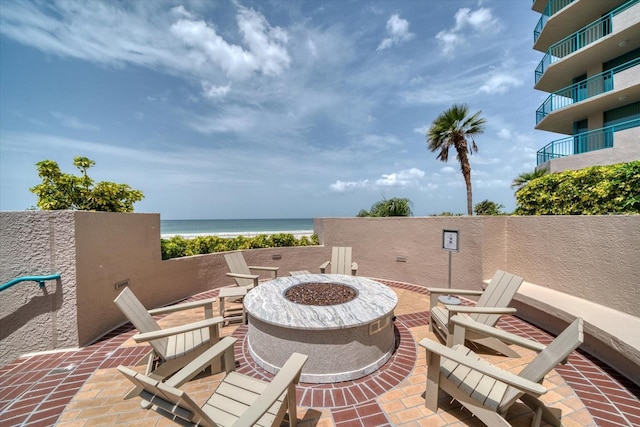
[{"x1": 443, "y1": 230, "x2": 459, "y2": 252}]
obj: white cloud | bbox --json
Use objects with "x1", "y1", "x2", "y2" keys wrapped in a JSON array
[
  {"x1": 497, "y1": 128, "x2": 534, "y2": 143},
  {"x1": 329, "y1": 179, "x2": 369, "y2": 193},
  {"x1": 375, "y1": 168, "x2": 425, "y2": 187},
  {"x1": 50, "y1": 112, "x2": 100, "y2": 131},
  {"x1": 435, "y1": 7, "x2": 500, "y2": 56},
  {"x1": 413, "y1": 125, "x2": 429, "y2": 135},
  {"x1": 377, "y1": 14, "x2": 415, "y2": 51},
  {"x1": 329, "y1": 168, "x2": 425, "y2": 192},
  {"x1": 170, "y1": 7, "x2": 290, "y2": 81},
  {"x1": 0, "y1": 2, "x2": 289, "y2": 98},
  {"x1": 478, "y1": 73, "x2": 522, "y2": 94},
  {"x1": 201, "y1": 81, "x2": 231, "y2": 99},
  {"x1": 441, "y1": 166, "x2": 457, "y2": 174}
]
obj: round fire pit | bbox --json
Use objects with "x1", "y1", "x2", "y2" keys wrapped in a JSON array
[{"x1": 244, "y1": 274, "x2": 398, "y2": 383}]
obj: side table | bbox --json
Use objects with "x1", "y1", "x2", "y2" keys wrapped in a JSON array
[{"x1": 218, "y1": 287, "x2": 247, "y2": 325}]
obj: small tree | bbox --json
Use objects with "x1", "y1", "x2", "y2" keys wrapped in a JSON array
[
  {"x1": 30, "y1": 156, "x2": 144, "y2": 212},
  {"x1": 357, "y1": 197, "x2": 413, "y2": 217},
  {"x1": 474, "y1": 199, "x2": 505, "y2": 215}
]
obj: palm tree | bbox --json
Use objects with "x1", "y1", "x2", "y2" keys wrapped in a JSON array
[
  {"x1": 427, "y1": 104, "x2": 486, "y2": 215},
  {"x1": 511, "y1": 169, "x2": 547, "y2": 194}
]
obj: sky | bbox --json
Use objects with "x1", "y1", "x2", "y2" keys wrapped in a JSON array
[{"x1": 0, "y1": 0, "x2": 557, "y2": 219}]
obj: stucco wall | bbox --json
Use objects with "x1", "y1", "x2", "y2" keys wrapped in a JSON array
[
  {"x1": 1, "y1": 211, "x2": 639, "y2": 369},
  {"x1": 0, "y1": 211, "x2": 78, "y2": 364},
  {"x1": 499, "y1": 216, "x2": 639, "y2": 315},
  {"x1": 315, "y1": 216, "x2": 485, "y2": 289}
]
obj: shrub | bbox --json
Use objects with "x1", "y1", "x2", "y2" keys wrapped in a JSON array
[
  {"x1": 474, "y1": 200, "x2": 505, "y2": 215},
  {"x1": 161, "y1": 233, "x2": 320, "y2": 259},
  {"x1": 515, "y1": 161, "x2": 640, "y2": 215}
]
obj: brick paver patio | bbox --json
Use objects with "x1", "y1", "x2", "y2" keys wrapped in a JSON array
[{"x1": 1, "y1": 279, "x2": 639, "y2": 426}]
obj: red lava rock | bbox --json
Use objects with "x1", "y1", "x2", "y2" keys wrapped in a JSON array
[{"x1": 285, "y1": 283, "x2": 357, "y2": 306}]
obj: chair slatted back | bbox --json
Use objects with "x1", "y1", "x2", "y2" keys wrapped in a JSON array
[
  {"x1": 118, "y1": 366, "x2": 215, "y2": 427},
  {"x1": 330, "y1": 247, "x2": 353, "y2": 275},
  {"x1": 114, "y1": 288, "x2": 168, "y2": 359},
  {"x1": 499, "y1": 318, "x2": 584, "y2": 411},
  {"x1": 224, "y1": 252, "x2": 254, "y2": 287},
  {"x1": 472, "y1": 270, "x2": 524, "y2": 326}
]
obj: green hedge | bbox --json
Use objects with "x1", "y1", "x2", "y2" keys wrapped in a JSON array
[
  {"x1": 161, "y1": 233, "x2": 320, "y2": 260},
  {"x1": 515, "y1": 161, "x2": 640, "y2": 215}
]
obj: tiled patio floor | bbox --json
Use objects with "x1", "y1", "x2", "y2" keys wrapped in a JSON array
[{"x1": 1, "y1": 279, "x2": 639, "y2": 426}]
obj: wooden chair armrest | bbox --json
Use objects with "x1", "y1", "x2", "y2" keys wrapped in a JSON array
[
  {"x1": 419, "y1": 338, "x2": 547, "y2": 396},
  {"x1": 446, "y1": 306, "x2": 517, "y2": 315},
  {"x1": 226, "y1": 272, "x2": 260, "y2": 280},
  {"x1": 148, "y1": 297, "x2": 217, "y2": 316},
  {"x1": 235, "y1": 353, "x2": 308, "y2": 426},
  {"x1": 248, "y1": 266, "x2": 279, "y2": 271},
  {"x1": 319, "y1": 261, "x2": 330, "y2": 273},
  {"x1": 451, "y1": 315, "x2": 547, "y2": 352},
  {"x1": 248, "y1": 265, "x2": 278, "y2": 278},
  {"x1": 164, "y1": 337, "x2": 237, "y2": 388},
  {"x1": 427, "y1": 287, "x2": 483, "y2": 296},
  {"x1": 351, "y1": 262, "x2": 358, "y2": 274},
  {"x1": 132, "y1": 317, "x2": 224, "y2": 342}
]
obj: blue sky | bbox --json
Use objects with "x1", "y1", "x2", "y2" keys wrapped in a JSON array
[{"x1": 0, "y1": 0, "x2": 555, "y2": 219}]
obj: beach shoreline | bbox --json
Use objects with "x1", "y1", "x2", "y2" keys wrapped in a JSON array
[{"x1": 161, "y1": 229, "x2": 314, "y2": 239}]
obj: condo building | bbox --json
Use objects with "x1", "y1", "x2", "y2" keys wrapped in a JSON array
[{"x1": 533, "y1": 0, "x2": 640, "y2": 172}]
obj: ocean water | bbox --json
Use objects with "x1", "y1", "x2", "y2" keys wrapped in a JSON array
[{"x1": 161, "y1": 218, "x2": 314, "y2": 238}]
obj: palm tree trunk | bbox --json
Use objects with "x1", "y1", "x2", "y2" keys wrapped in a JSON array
[
  {"x1": 463, "y1": 170, "x2": 473, "y2": 215},
  {"x1": 457, "y1": 148, "x2": 474, "y2": 215}
]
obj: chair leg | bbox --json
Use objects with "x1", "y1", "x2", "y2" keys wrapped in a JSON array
[
  {"x1": 521, "y1": 394, "x2": 562, "y2": 427},
  {"x1": 287, "y1": 383, "x2": 298, "y2": 427},
  {"x1": 424, "y1": 351, "x2": 441, "y2": 411}
]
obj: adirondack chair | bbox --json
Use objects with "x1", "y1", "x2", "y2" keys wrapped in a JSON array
[
  {"x1": 428, "y1": 270, "x2": 524, "y2": 357},
  {"x1": 118, "y1": 336, "x2": 308, "y2": 427},
  {"x1": 114, "y1": 287, "x2": 224, "y2": 398},
  {"x1": 225, "y1": 251, "x2": 279, "y2": 289},
  {"x1": 420, "y1": 317, "x2": 584, "y2": 427},
  {"x1": 319, "y1": 246, "x2": 358, "y2": 275}
]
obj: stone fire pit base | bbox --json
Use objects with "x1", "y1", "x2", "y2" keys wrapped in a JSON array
[{"x1": 244, "y1": 274, "x2": 398, "y2": 383}]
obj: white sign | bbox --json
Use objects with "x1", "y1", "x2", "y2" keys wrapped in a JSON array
[{"x1": 443, "y1": 230, "x2": 459, "y2": 252}]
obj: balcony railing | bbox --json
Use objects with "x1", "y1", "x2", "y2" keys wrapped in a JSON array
[
  {"x1": 534, "y1": 0, "x2": 576, "y2": 43},
  {"x1": 536, "y1": 118, "x2": 640, "y2": 165},
  {"x1": 536, "y1": 57, "x2": 640, "y2": 124},
  {"x1": 535, "y1": 0, "x2": 638, "y2": 84}
]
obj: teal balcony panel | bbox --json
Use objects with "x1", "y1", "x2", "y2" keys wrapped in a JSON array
[
  {"x1": 536, "y1": 118, "x2": 640, "y2": 165},
  {"x1": 536, "y1": 57, "x2": 639, "y2": 125}
]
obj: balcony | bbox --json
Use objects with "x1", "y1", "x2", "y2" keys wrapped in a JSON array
[
  {"x1": 533, "y1": 0, "x2": 575, "y2": 45},
  {"x1": 536, "y1": 118, "x2": 640, "y2": 164},
  {"x1": 534, "y1": 0, "x2": 629, "y2": 53},
  {"x1": 536, "y1": 57, "x2": 640, "y2": 130},
  {"x1": 535, "y1": 0, "x2": 640, "y2": 92}
]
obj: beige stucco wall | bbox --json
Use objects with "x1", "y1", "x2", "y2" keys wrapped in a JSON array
[
  {"x1": 0, "y1": 211, "x2": 78, "y2": 364},
  {"x1": 1, "y1": 211, "x2": 639, "y2": 372},
  {"x1": 315, "y1": 216, "x2": 485, "y2": 289}
]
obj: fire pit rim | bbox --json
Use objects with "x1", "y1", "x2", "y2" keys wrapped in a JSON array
[{"x1": 244, "y1": 273, "x2": 398, "y2": 331}]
